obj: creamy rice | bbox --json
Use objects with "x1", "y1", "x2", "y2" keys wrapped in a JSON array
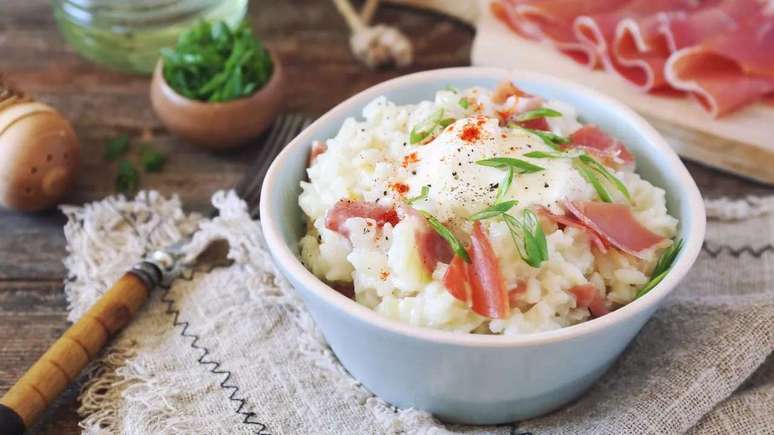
[{"x1": 298, "y1": 84, "x2": 678, "y2": 335}]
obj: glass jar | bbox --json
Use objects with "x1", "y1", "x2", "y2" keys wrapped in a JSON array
[{"x1": 52, "y1": 0, "x2": 248, "y2": 74}]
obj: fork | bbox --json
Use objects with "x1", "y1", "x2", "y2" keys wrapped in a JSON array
[{"x1": 0, "y1": 113, "x2": 312, "y2": 435}]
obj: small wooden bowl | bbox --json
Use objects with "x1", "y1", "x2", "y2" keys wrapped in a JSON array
[{"x1": 150, "y1": 51, "x2": 285, "y2": 150}]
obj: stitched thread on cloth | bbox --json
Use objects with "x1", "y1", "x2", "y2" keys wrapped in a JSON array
[{"x1": 62, "y1": 192, "x2": 774, "y2": 435}]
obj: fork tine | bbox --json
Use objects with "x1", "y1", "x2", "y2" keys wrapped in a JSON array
[
  {"x1": 235, "y1": 114, "x2": 292, "y2": 197},
  {"x1": 237, "y1": 113, "x2": 311, "y2": 217}
]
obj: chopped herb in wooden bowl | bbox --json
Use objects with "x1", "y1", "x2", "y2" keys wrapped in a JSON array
[{"x1": 160, "y1": 20, "x2": 273, "y2": 103}]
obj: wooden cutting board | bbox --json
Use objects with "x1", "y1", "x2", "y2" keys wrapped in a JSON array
[{"x1": 385, "y1": 0, "x2": 774, "y2": 185}]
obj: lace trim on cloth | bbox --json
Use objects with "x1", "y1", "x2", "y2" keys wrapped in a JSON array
[{"x1": 61, "y1": 192, "x2": 774, "y2": 435}]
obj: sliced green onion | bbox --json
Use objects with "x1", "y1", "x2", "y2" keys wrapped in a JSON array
[
  {"x1": 573, "y1": 157, "x2": 613, "y2": 203},
  {"x1": 514, "y1": 108, "x2": 562, "y2": 122},
  {"x1": 406, "y1": 185, "x2": 430, "y2": 205},
  {"x1": 636, "y1": 239, "x2": 683, "y2": 299},
  {"x1": 439, "y1": 117, "x2": 456, "y2": 128},
  {"x1": 467, "y1": 200, "x2": 518, "y2": 221},
  {"x1": 524, "y1": 128, "x2": 569, "y2": 151},
  {"x1": 577, "y1": 154, "x2": 632, "y2": 202},
  {"x1": 458, "y1": 97, "x2": 469, "y2": 109},
  {"x1": 476, "y1": 157, "x2": 544, "y2": 173},
  {"x1": 419, "y1": 211, "x2": 470, "y2": 262},
  {"x1": 523, "y1": 150, "x2": 568, "y2": 159},
  {"x1": 410, "y1": 108, "x2": 445, "y2": 144},
  {"x1": 495, "y1": 166, "x2": 514, "y2": 203},
  {"x1": 444, "y1": 84, "x2": 459, "y2": 93},
  {"x1": 502, "y1": 209, "x2": 548, "y2": 267}
]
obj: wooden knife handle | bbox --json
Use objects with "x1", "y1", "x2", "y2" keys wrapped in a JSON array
[{"x1": 0, "y1": 266, "x2": 159, "y2": 435}]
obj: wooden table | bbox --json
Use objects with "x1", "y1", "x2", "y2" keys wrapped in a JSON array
[{"x1": 0, "y1": 1, "x2": 771, "y2": 433}]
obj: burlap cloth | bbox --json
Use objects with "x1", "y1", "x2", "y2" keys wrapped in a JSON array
[{"x1": 60, "y1": 190, "x2": 773, "y2": 435}]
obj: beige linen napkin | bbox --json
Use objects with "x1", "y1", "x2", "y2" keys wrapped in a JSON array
[{"x1": 61, "y1": 191, "x2": 773, "y2": 434}]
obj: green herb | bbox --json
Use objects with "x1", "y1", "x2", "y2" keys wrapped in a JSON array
[
  {"x1": 458, "y1": 97, "x2": 469, "y2": 109},
  {"x1": 514, "y1": 108, "x2": 562, "y2": 122},
  {"x1": 161, "y1": 20, "x2": 273, "y2": 102},
  {"x1": 524, "y1": 150, "x2": 577, "y2": 159},
  {"x1": 406, "y1": 185, "x2": 430, "y2": 205},
  {"x1": 495, "y1": 166, "x2": 514, "y2": 203},
  {"x1": 419, "y1": 211, "x2": 470, "y2": 262},
  {"x1": 577, "y1": 154, "x2": 631, "y2": 202},
  {"x1": 502, "y1": 209, "x2": 548, "y2": 267},
  {"x1": 526, "y1": 129, "x2": 569, "y2": 150},
  {"x1": 573, "y1": 154, "x2": 631, "y2": 203},
  {"x1": 467, "y1": 200, "x2": 518, "y2": 221},
  {"x1": 476, "y1": 157, "x2": 544, "y2": 173},
  {"x1": 140, "y1": 145, "x2": 166, "y2": 172},
  {"x1": 444, "y1": 84, "x2": 459, "y2": 93},
  {"x1": 115, "y1": 160, "x2": 139, "y2": 195},
  {"x1": 104, "y1": 133, "x2": 130, "y2": 161},
  {"x1": 635, "y1": 239, "x2": 683, "y2": 299},
  {"x1": 410, "y1": 108, "x2": 451, "y2": 144}
]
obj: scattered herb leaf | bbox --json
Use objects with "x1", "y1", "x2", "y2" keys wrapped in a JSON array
[
  {"x1": 467, "y1": 200, "x2": 518, "y2": 221},
  {"x1": 514, "y1": 108, "x2": 562, "y2": 122},
  {"x1": 503, "y1": 209, "x2": 549, "y2": 267},
  {"x1": 140, "y1": 146, "x2": 167, "y2": 172},
  {"x1": 104, "y1": 133, "x2": 130, "y2": 161},
  {"x1": 573, "y1": 157, "x2": 613, "y2": 202},
  {"x1": 410, "y1": 108, "x2": 449, "y2": 144},
  {"x1": 476, "y1": 157, "x2": 544, "y2": 173},
  {"x1": 636, "y1": 239, "x2": 683, "y2": 299},
  {"x1": 407, "y1": 185, "x2": 430, "y2": 205},
  {"x1": 161, "y1": 20, "x2": 273, "y2": 103},
  {"x1": 578, "y1": 154, "x2": 631, "y2": 202},
  {"x1": 495, "y1": 166, "x2": 514, "y2": 203},
  {"x1": 419, "y1": 211, "x2": 470, "y2": 262},
  {"x1": 115, "y1": 160, "x2": 139, "y2": 195}
]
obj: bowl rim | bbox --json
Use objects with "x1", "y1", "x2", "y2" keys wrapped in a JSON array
[{"x1": 260, "y1": 66, "x2": 706, "y2": 348}]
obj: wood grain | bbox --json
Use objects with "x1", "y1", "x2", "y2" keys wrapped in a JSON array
[{"x1": 0, "y1": 1, "x2": 770, "y2": 434}]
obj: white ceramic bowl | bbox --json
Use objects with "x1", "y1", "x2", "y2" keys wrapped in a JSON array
[{"x1": 260, "y1": 67, "x2": 705, "y2": 425}]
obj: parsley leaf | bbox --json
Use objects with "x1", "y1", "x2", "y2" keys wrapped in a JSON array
[
  {"x1": 115, "y1": 160, "x2": 139, "y2": 195},
  {"x1": 140, "y1": 145, "x2": 166, "y2": 172},
  {"x1": 104, "y1": 133, "x2": 130, "y2": 161},
  {"x1": 161, "y1": 21, "x2": 273, "y2": 103}
]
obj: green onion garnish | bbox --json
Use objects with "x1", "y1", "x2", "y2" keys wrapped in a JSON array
[
  {"x1": 502, "y1": 209, "x2": 549, "y2": 267},
  {"x1": 476, "y1": 157, "x2": 544, "y2": 173},
  {"x1": 573, "y1": 154, "x2": 631, "y2": 203},
  {"x1": 635, "y1": 239, "x2": 683, "y2": 299},
  {"x1": 419, "y1": 211, "x2": 470, "y2": 262},
  {"x1": 458, "y1": 97, "x2": 469, "y2": 109},
  {"x1": 410, "y1": 108, "x2": 454, "y2": 144},
  {"x1": 467, "y1": 200, "x2": 518, "y2": 221},
  {"x1": 495, "y1": 166, "x2": 514, "y2": 203},
  {"x1": 406, "y1": 185, "x2": 430, "y2": 205},
  {"x1": 514, "y1": 108, "x2": 562, "y2": 122}
]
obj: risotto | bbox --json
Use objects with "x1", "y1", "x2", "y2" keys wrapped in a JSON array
[{"x1": 298, "y1": 81, "x2": 680, "y2": 335}]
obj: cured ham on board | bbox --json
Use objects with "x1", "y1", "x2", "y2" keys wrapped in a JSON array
[{"x1": 492, "y1": 0, "x2": 774, "y2": 117}]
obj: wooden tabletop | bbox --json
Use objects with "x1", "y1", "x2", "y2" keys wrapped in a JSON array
[{"x1": 0, "y1": 1, "x2": 771, "y2": 433}]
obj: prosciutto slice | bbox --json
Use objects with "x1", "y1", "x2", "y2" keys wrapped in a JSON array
[
  {"x1": 665, "y1": 1, "x2": 774, "y2": 116},
  {"x1": 566, "y1": 124, "x2": 635, "y2": 167},
  {"x1": 492, "y1": 0, "x2": 774, "y2": 116},
  {"x1": 538, "y1": 206, "x2": 608, "y2": 253},
  {"x1": 443, "y1": 222, "x2": 510, "y2": 319},
  {"x1": 564, "y1": 201, "x2": 666, "y2": 258},
  {"x1": 325, "y1": 199, "x2": 400, "y2": 236},
  {"x1": 569, "y1": 284, "x2": 610, "y2": 317},
  {"x1": 492, "y1": 0, "x2": 616, "y2": 67}
]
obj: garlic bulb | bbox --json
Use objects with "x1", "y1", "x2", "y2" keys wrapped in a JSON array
[{"x1": 0, "y1": 81, "x2": 80, "y2": 211}]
